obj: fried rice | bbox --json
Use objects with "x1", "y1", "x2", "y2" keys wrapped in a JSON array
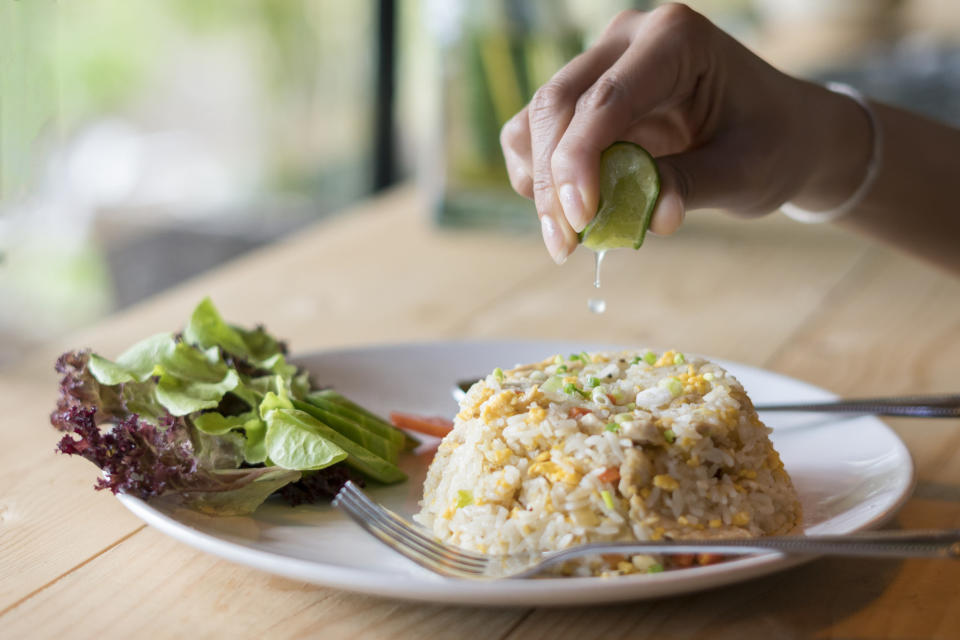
[{"x1": 414, "y1": 349, "x2": 801, "y2": 576}]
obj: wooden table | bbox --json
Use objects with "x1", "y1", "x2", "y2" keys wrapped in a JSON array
[{"x1": 2, "y1": 186, "x2": 958, "y2": 638}]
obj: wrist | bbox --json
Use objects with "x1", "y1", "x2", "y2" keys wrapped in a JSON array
[{"x1": 789, "y1": 80, "x2": 874, "y2": 212}]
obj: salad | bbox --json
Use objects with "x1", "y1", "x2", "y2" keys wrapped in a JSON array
[{"x1": 50, "y1": 298, "x2": 417, "y2": 516}]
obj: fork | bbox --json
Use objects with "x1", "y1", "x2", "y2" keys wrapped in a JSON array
[
  {"x1": 754, "y1": 394, "x2": 960, "y2": 418},
  {"x1": 451, "y1": 383, "x2": 960, "y2": 418},
  {"x1": 332, "y1": 482, "x2": 960, "y2": 580}
]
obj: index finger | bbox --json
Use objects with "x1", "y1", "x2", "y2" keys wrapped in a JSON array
[{"x1": 525, "y1": 31, "x2": 631, "y2": 263}]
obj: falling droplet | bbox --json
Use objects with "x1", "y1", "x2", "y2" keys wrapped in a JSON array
[
  {"x1": 588, "y1": 250, "x2": 607, "y2": 314},
  {"x1": 593, "y1": 250, "x2": 606, "y2": 288}
]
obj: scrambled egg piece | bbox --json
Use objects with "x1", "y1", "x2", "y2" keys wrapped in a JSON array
[
  {"x1": 652, "y1": 474, "x2": 680, "y2": 491},
  {"x1": 526, "y1": 404, "x2": 547, "y2": 424},
  {"x1": 528, "y1": 460, "x2": 581, "y2": 486},
  {"x1": 481, "y1": 390, "x2": 520, "y2": 422}
]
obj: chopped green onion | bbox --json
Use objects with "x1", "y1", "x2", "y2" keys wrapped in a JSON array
[
  {"x1": 557, "y1": 364, "x2": 568, "y2": 373},
  {"x1": 600, "y1": 489, "x2": 615, "y2": 510},
  {"x1": 580, "y1": 351, "x2": 591, "y2": 363},
  {"x1": 630, "y1": 356, "x2": 641, "y2": 365},
  {"x1": 568, "y1": 353, "x2": 581, "y2": 361},
  {"x1": 659, "y1": 377, "x2": 683, "y2": 396},
  {"x1": 663, "y1": 429, "x2": 676, "y2": 443},
  {"x1": 614, "y1": 412, "x2": 632, "y2": 423},
  {"x1": 610, "y1": 389, "x2": 625, "y2": 404},
  {"x1": 591, "y1": 386, "x2": 608, "y2": 403},
  {"x1": 674, "y1": 352, "x2": 686, "y2": 365},
  {"x1": 553, "y1": 355, "x2": 563, "y2": 365},
  {"x1": 605, "y1": 422, "x2": 620, "y2": 433},
  {"x1": 456, "y1": 490, "x2": 473, "y2": 508},
  {"x1": 541, "y1": 376, "x2": 564, "y2": 393},
  {"x1": 647, "y1": 563, "x2": 664, "y2": 574},
  {"x1": 493, "y1": 367, "x2": 504, "y2": 382},
  {"x1": 643, "y1": 351, "x2": 657, "y2": 365},
  {"x1": 588, "y1": 376, "x2": 601, "y2": 388},
  {"x1": 625, "y1": 402, "x2": 636, "y2": 410},
  {"x1": 564, "y1": 383, "x2": 589, "y2": 398}
]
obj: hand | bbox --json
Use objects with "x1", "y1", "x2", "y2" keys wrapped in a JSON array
[{"x1": 500, "y1": 4, "x2": 871, "y2": 263}]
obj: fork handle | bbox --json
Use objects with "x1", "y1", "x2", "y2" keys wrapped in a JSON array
[
  {"x1": 544, "y1": 530, "x2": 960, "y2": 563},
  {"x1": 756, "y1": 394, "x2": 960, "y2": 418}
]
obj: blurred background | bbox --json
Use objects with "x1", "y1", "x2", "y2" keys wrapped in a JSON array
[{"x1": 1, "y1": 0, "x2": 959, "y2": 367}]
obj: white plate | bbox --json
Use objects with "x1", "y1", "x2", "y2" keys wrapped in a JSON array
[{"x1": 118, "y1": 340, "x2": 915, "y2": 606}]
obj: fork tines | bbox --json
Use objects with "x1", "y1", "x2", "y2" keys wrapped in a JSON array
[{"x1": 333, "y1": 481, "x2": 488, "y2": 576}]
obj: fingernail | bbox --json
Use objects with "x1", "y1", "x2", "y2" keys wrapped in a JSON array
[
  {"x1": 559, "y1": 183, "x2": 590, "y2": 232},
  {"x1": 540, "y1": 215, "x2": 569, "y2": 265}
]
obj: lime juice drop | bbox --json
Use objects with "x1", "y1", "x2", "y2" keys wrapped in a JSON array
[
  {"x1": 592, "y1": 249, "x2": 606, "y2": 288},
  {"x1": 588, "y1": 250, "x2": 606, "y2": 314}
]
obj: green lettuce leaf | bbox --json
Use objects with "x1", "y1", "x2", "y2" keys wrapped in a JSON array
[
  {"x1": 192, "y1": 411, "x2": 267, "y2": 465},
  {"x1": 192, "y1": 410, "x2": 260, "y2": 436},
  {"x1": 183, "y1": 297, "x2": 252, "y2": 357},
  {"x1": 120, "y1": 381, "x2": 170, "y2": 423},
  {"x1": 257, "y1": 352, "x2": 299, "y2": 382},
  {"x1": 194, "y1": 429, "x2": 246, "y2": 470},
  {"x1": 88, "y1": 332, "x2": 174, "y2": 384},
  {"x1": 180, "y1": 467, "x2": 302, "y2": 516},
  {"x1": 263, "y1": 408, "x2": 348, "y2": 471},
  {"x1": 235, "y1": 324, "x2": 287, "y2": 362},
  {"x1": 156, "y1": 368, "x2": 240, "y2": 416},
  {"x1": 158, "y1": 341, "x2": 227, "y2": 382},
  {"x1": 259, "y1": 388, "x2": 294, "y2": 415},
  {"x1": 291, "y1": 369, "x2": 311, "y2": 400},
  {"x1": 242, "y1": 419, "x2": 268, "y2": 464}
]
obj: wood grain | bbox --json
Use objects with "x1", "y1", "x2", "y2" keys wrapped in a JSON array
[
  {"x1": 2, "y1": 527, "x2": 527, "y2": 640},
  {"x1": 2, "y1": 186, "x2": 958, "y2": 639}
]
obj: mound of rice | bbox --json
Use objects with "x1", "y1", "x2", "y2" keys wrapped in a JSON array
[{"x1": 415, "y1": 349, "x2": 801, "y2": 575}]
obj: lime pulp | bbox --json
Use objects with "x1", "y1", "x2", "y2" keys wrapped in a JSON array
[{"x1": 579, "y1": 142, "x2": 660, "y2": 252}]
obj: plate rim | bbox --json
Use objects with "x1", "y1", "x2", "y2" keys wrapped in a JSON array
[{"x1": 116, "y1": 339, "x2": 916, "y2": 605}]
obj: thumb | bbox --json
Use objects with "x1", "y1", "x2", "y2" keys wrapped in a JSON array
[
  {"x1": 646, "y1": 158, "x2": 689, "y2": 236},
  {"x1": 651, "y1": 143, "x2": 771, "y2": 234}
]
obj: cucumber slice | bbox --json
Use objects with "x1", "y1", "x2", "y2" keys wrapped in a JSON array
[
  {"x1": 580, "y1": 142, "x2": 660, "y2": 251},
  {"x1": 308, "y1": 390, "x2": 420, "y2": 451}
]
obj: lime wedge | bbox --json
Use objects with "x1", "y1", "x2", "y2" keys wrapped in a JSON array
[{"x1": 579, "y1": 142, "x2": 660, "y2": 251}]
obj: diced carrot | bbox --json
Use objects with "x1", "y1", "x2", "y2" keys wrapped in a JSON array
[
  {"x1": 697, "y1": 553, "x2": 727, "y2": 566},
  {"x1": 598, "y1": 467, "x2": 620, "y2": 483},
  {"x1": 671, "y1": 553, "x2": 696, "y2": 568},
  {"x1": 568, "y1": 407, "x2": 591, "y2": 418},
  {"x1": 606, "y1": 394, "x2": 617, "y2": 404},
  {"x1": 389, "y1": 412, "x2": 454, "y2": 438}
]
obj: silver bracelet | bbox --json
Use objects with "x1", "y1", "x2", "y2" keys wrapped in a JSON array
[{"x1": 780, "y1": 82, "x2": 883, "y2": 224}]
